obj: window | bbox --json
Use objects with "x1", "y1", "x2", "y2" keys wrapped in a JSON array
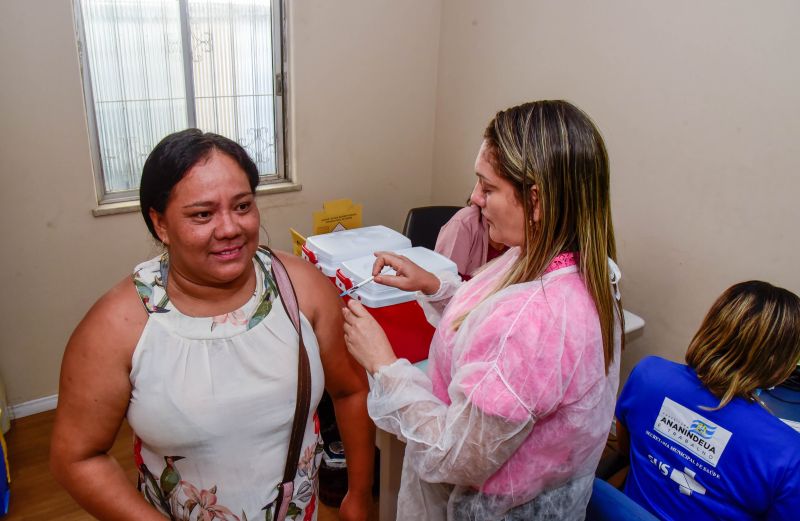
[{"x1": 74, "y1": 0, "x2": 286, "y2": 205}]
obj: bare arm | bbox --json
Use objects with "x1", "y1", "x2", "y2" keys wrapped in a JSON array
[
  {"x1": 50, "y1": 277, "x2": 164, "y2": 520},
  {"x1": 277, "y1": 252, "x2": 374, "y2": 521}
]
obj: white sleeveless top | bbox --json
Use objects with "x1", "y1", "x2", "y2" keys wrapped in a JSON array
[{"x1": 127, "y1": 248, "x2": 325, "y2": 521}]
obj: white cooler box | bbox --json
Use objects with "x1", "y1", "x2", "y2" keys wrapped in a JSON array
[
  {"x1": 335, "y1": 247, "x2": 458, "y2": 363},
  {"x1": 301, "y1": 225, "x2": 411, "y2": 280},
  {"x1": 334, "y1": 247, "x2": 458, "y2": 306}
]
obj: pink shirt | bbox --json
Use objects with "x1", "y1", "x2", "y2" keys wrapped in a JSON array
[{"x1": 434, "y1": 205, "x2": 488, "y2": 278}]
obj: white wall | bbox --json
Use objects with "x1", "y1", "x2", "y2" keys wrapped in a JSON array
[
  {"x1": 3, "y1": 0, "x2": 799, "y2": 407},
  {"x1": 0, "y1": 0, "x2": 442, "y2": 406},
  {"x1": 430, "y1": 0, "x2": 800, "y2": 380}
]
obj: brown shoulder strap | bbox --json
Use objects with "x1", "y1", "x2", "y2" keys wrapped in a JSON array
[{"x1": 264, "y1": 247, "x2": 312, "y2": 520}]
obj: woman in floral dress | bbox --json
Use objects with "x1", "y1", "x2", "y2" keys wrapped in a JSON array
[{"x1": 50, "y1": 130, "x2": 374, "y2": 521}]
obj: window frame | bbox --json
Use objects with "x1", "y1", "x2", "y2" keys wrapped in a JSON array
[{"x1": 73, "y1": 0, "x2": 290, "y2": 209}]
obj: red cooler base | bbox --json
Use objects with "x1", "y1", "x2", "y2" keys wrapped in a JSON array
[
  {"x1": 344, "y1": 297, "x2": 433, "y2": 363},
  {"x1": 366, "y1": 301, "x2": 434, "y2": 364}
]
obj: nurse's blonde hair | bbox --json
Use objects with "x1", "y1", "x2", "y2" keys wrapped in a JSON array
[
  {"x1": 686, "y1": 281, "x2": 800, "y2": 410},
  {"x1": 455, "y1": 100, "x2": 622, "y2": 372}
]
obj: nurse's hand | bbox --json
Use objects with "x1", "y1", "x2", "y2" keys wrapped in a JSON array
[
  {"x1": 372, "y1": 251, "x2": 440, "y2": 295},
  {"x1": 343, "y1": 299, "x2": 397, "y2": 375}
]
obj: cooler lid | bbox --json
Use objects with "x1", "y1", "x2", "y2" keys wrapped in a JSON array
[
  {"x1": 305, "y1": 225, "x2": 411, "y2": 275},
  {"x1": 338, "y1": 247, "x2": 458, "y2": 307}
]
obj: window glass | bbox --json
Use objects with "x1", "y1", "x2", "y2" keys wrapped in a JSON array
[{"x1": 75, "y1": 0, "x2": 284, "y2": 203}]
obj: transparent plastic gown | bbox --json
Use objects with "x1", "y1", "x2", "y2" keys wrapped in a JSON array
[{"x1": 368, "y1": 249, "x2": 621, "y2": 520}]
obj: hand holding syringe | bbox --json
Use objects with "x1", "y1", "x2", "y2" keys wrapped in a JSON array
[{"x1": 345, "y1": 252, "x2": 441, "y2": 296}]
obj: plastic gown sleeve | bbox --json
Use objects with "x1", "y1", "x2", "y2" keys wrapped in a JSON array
[
  {"x1": 368, "y1": 359, "x2": 534, "y2": 487},
  {"x1": 415, "y1": 270, "x2": 463, "y2": 328}
]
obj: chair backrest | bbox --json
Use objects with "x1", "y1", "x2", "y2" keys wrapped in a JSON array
[
  {"x1": 402, "y1": 206, "x2": 463, "y2": 250},
  {"x1": 586, "y1": 478, "x2": 659, "y2": 521}
]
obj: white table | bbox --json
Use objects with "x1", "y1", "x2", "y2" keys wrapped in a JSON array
[{"x1": 375, "y1": 309, "x2": 645, "y2": 521}]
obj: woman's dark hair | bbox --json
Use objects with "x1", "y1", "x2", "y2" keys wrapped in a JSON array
[
  {"x1": 686, "y1": 280, "x2": 800, "y2": 409},
  {"x1": 139, "y1": 129, "x2": 260, "y2": 242}
]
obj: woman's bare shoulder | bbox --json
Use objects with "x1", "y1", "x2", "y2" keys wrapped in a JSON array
[
  {"x1": 68, "y1": 275, "x2": 148, "y2": 362},
  {"x1": 91, "y1": 275, "x2": 147, "y2": 324},
  {"x1": 272, "y1": 249, "x2": 320, "y2": 278},
  {"x1": 271, "y1": 249, "x2": 342, "y2": 319},
  {"x1": 272, "y1": 249, "x2": 336, "y2": 290}
]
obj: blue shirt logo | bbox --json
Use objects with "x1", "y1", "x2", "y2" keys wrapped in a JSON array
[{"x1": 690, "y1": 420, "x2": 717, "y2": 440}]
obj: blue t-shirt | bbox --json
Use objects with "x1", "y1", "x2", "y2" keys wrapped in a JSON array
[{"x1": 616, "y1": 356, "x2": 800, "y2": 521}]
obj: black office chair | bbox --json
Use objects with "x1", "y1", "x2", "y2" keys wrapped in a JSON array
[{"x1": 402, "y1": 206, "x2": 463, "y2": 249}]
